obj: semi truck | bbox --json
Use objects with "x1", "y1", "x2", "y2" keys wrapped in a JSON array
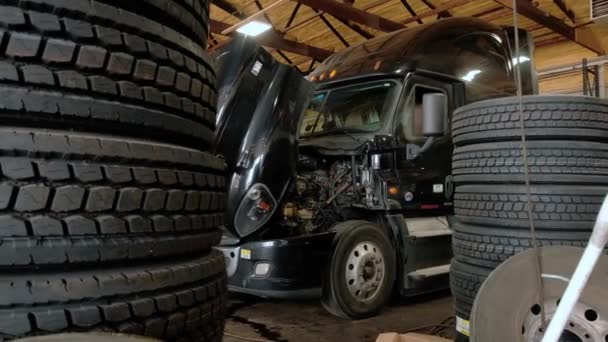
[{"x1": 214, "y1": 17, "x2": 537, "y2": 319}]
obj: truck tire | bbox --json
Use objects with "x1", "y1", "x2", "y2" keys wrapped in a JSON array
[
  {"x1": 322, "y1": 221, "x2": 396, "y2": 319},
  {"x1": 453, "y1": 141, "x2": 608, "y2": 184},
  {"x1": 0, "y1": 250, "x2": 226, "y2": 341},
  {"x1": 451, "y1": 222, "x2": 591, "y2": 269},
  {"x1": 452, "y1": 95, "x2": 608, "y2": 145},
  {"x1": 95, "y1": 0, "x2": 211, "y2": 46},
  {"x1": 0, "y1": 1, "x2": 216, "y2": 148},
  {"x1": 0, "y1": 128, "x2": 227, "y2": 341},
  {"x1": 454, "y1": 184, "x2": 605, "y2": 231},
  {"x1": 449, "y1": 258, "x2": 490, "y2": 320}
]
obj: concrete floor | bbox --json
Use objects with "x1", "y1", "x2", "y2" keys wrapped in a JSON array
[{"x1": 224, "y1": 291, "x2": 456, "y2": 342}]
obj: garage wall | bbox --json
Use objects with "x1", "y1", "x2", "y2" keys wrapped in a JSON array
[{"x1": 534, "y1": 23, "x2": 608, "y2": 96}]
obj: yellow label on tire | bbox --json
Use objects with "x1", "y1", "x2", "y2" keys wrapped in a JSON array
[{"x1": 456, "y1": 316, "x2": 470, "y2": 336}]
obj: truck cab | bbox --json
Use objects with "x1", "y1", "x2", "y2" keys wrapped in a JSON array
[{"x1": 214, "y1": 17, "x2": 536, "y2": 319}]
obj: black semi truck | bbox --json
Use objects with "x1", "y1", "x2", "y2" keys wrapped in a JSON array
[{"x1": 214, "y1": 17, "x2": 537, "y2": 319}]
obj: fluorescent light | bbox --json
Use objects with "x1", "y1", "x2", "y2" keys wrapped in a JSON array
[
  {"x1": 237, "y1": 21, "x2": 272, "y2": 36},
  {"x1": 461, "y1": 69, "x2": 481, "y2": 82}
]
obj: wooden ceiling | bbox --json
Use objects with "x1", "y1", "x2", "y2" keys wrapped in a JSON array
[{"x1": 207, "y1": 0, "x2": 605, "y2": 72}]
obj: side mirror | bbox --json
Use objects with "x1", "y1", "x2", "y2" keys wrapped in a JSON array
[{"x1": 422, "y1": 93, "x2": 447, "y2": 137}]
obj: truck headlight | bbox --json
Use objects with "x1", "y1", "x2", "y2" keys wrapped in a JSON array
[{"x1": 234, "y1": 183, "x2": 277, "y2": 236}]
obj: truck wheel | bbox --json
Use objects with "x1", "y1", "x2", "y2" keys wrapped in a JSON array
[{"x1": 322, "y1": 221, "x2": 396, "y2": 319}]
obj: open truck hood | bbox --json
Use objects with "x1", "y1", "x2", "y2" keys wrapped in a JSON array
[{"x1": 213, "y1": 36, "x2": 313, "y2": 238}]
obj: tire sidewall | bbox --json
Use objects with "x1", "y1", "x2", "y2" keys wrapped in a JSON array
[{"x1": 327, "y1": 222, "x2": 396, "y2": 319}]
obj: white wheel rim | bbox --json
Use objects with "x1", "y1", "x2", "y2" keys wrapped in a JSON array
[{"x1": 344, "y1": 241, "x2": 386, "y2": 302}]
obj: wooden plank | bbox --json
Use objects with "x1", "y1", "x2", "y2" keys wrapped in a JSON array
[{"x1": 297, "y1": 0, "x2": 404, "y2": 32}]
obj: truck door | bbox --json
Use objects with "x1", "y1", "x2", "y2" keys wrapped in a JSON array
[{"x1": 392, "y1": 74, "x2": 464, "y2": 210}]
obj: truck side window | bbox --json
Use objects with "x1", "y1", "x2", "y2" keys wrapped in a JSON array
[{"x1": 396, "y1": 85, "x2": 445, "y2": 143}]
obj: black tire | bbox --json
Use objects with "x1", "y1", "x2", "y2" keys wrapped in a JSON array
[
  {"x1": 454, "y1": 184, "x2": 606, "y2": 231},
  {"x1": 0, "y1": 128, "x2": 226, "y2": 267},
  {"x1": 452, "y1": 95, "x2": 608, "y2": 145},
  {"x1": 95, "y1": 0, "x2": 211, "y2": 46},
  {"x1": 449, "y1": 258, "x2": 491, "y2": 320},
  {"x1": 322, "y1": 221, "x2": 396, "y2": 319},
  {"x1": 453, "y1": 141, "x2": 608, "y2": 184},
  {"x1": 0, "y1": 1, "x2": 216, "y2": 148},
  {"x1": 0, "y1": 250, "x2": 226, "y2": 341},
  {"x1": 452, "y1": 222, "x2": 591, "y2": 269},
  {"x1": 0, "y1": 128, "x2": 226, "y2": 341}
]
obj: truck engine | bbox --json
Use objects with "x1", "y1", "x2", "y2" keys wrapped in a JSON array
[{"x1": 279, "y1": 154, "x2": 363, "y2": 236}]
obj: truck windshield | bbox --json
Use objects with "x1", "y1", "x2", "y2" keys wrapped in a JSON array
[{"x1": 299, "y1": 81, "x2": 397, "y2": 137}]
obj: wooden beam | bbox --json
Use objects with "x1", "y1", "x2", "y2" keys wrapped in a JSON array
[
  {"x1": 221, "y1": 0, "x2": 288, "y2": 35},
  {"x1": 212, "y1": 0, "x2": 245, "y2": 19},
  {"x1": 257, "y1": 31, "x2": 334, "y2": 59},
  {"x1": 493, "y1": 0, "x2": 573, "y2": 39},
  {"x1": 297, "y1": 0, "x2": 404, "y2": 32},
  {"x1": 336, "y1": 17, "x2": 375, "y2": 39},
  {"x1": 576, "y1": 26, "x2": 605, "y2": 55},
  {"x1": 276, "y1": 50, "x2": 302, "y2": 72},
  {"x1": 400, "y1": 0, "x2": 475, "y2": 25},
  {"x1": 473, "y1": 6, "x2": 502, "y2": 18},
  {"x1": 284, "y1": 2, "x2": 301, "y2": 30},
  {"x1": 209, "y1": 19, "x2": 333, "y2": 60},
  {"x1": 553, "y1": 0, "x2": 575, "y2": 23},
  {"x1": 420, "y1": 0, "x2": 452, "y2": 18},
  {"x1": 493, "y1": 0, "x2": 604, "y2": 54},
  {"x1": 399, "y1": 0, "x2": 423, "y2": 24},
  {"x1": 281, "y1": 0, "x2": 392, "y2": 34},
  {"x1": 316, "y1": 11, "x2": 350, "y2": 47}
]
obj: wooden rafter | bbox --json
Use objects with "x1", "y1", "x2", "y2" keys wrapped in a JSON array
[
  {"x1": 209, "y1": 0, "x2": 333, "y2": 60},
  {"x1": 420, "y1": 0, "x2": 452, "y2": 18},
  {"x1": 493, "y1": 0, "x2": 604, "y2": 55},
  {"x1": 473, "y1": 6, "x2": 503, "y2": 18},
  {"x1": 209, "y1": 19, "x2": 333, "y2": 60},
  {"x1": 315, "y1": 11, "x2": 350, "y2": 47},
  {"x1": 400, "y1": 0, "x2": 476, "y2": 25},
  {"x1": 276, "y1": 50, "x2": 303, "y2": 72},
  {"x1": 281, "y1": 0, "x2": 393, "y2": 35},
  {"x1": 399, "y1": 0, "x2": 423, "y2": 24},
  {"x1": 220, "y1": 0, "x2": 288, "y2": 35},
  {"x1": 553, "y1": 0, "x2": 575, "y2": 23},
  {"x1": 336, "y1": 18, "x2": 375, "y2": 39},
  {"x1": 284, "y1": 2, "x2": 301, "y2": 30},
  {"x1": 297, "y1": 0, "x2": 404, "y2": 32}
]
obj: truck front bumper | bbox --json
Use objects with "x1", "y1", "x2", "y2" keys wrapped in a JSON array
[{"x1": 216, "y1": 232, "x2": 335, "y2": 299}]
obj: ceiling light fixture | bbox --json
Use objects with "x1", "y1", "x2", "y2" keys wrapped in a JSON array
[
  {"x1": 461, "y1": 69, "x2": 481, "y2": 82},
  {"x1": 237, "y1": 21, "x2": 272, "y2": 36}
]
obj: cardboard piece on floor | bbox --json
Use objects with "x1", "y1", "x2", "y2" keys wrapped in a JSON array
[{"x1": 376, "y1": 332, "x2": 451, "y2": 342}]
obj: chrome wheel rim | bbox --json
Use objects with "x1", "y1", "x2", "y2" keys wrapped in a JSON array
[{"x1": 345, "y1": 241, "x2": 385, "y2": 302}]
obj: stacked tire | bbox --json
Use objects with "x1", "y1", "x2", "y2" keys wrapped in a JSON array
[
  {"x1": 0, "y1": 1, "x2": 227, "y2": 341},
  {"x1": 449, "y1": 96, "x2": 608, "y2": 338}
]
